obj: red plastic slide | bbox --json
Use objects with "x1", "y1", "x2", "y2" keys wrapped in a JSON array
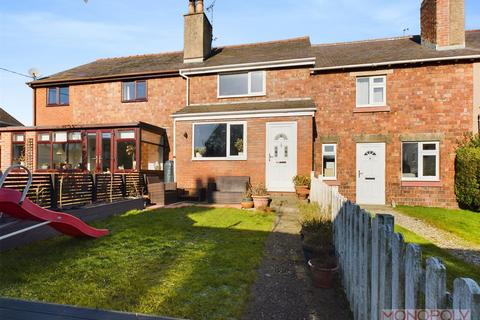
[{"x1": 0, "y1": 188, "x2": 109, "y2": 238}]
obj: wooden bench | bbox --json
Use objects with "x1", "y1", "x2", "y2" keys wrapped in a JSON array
[{"x1": 207, "y1": 176, "x2": 250, "y2": 204}]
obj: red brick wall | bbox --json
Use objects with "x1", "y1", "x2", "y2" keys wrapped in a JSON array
[
  {"x1": 175, "y1": 116, "x2": 313, "y2": 190},
  {"x1": 310, "y1": 63, "x2": 474, "y2": 208},
  {"x1": 189, "y1": 68, "x2": 311, "y2": 104}
]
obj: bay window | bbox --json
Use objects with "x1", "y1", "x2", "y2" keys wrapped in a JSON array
[
  {"x1": 322, "y1": 144, "x2": 337, "y2": 180},
  {"x1": 218, "y1": 71, "x2": 265, "y2": 97},
  {"x1": 12, "y1": 133, "x2": 25, "y2": 165},
  {"x1": 402, "y1": 142, "x2": 439, "y2": 181},
  {"x1": 193, "y1": 122, "x2": 246, "y2": 160}
]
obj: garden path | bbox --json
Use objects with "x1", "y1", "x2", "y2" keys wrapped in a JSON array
[{"x1": 242, "y1": 202, "x2": 352, "y2": 320}]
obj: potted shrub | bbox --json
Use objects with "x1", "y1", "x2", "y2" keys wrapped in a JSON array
[
  {"x1": 194, "y1": 147, "x2": 206, "y2": 158},
  {"x1": 240, "y1": 185, "x2": 254, "y2": 209},
  {"x1": 251, "y1": 183, "x2": 270, "y2": 208},
  {"x1": 299, "y1": 203, "x2": 335, "y2": 261},
  {"x1": 234, "y1": 138, "x2": 244, "y2": 156},
  {"x1": 293, "y1": 175, "x2": 311, "y2": 200}
]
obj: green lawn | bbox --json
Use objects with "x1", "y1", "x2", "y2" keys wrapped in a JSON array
[
  {"x1": 0, "y1": 207, "x2": 274, "y2": 320},
  {"x1": 396, "y1": 206, "x2": 480, "y2": 246},
  {"x1": 395, "y1": 225, "x2": 480, "y2": 290}
]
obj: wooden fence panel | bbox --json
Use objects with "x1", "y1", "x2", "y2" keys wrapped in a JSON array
[
  {"x1": 2, "y1": 173, "x2": 53, "y2": 208},
  {"x1": 308, "y1": 171, "x2": 480, "y2": 320}
]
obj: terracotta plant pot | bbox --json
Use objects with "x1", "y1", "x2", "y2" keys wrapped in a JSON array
[
  {"x1": 241, "y1": 200, "x2": 254, "y2": 209},
  {"x1": 308, "y1": 257, "x2": 338, "y2": 288},
  {"x1": 295, "y1": 185, "x2": 310, "y2": 200},
  {"x1": 252, "y1": 195, "x2": 270, "y2": 208}
]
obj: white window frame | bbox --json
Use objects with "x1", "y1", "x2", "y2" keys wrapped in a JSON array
[
  {"x1": 192, "y1": 121, "x2": 247, "y2": 161},
  {"x1": 217, "y1": 71, "x2": 266, "y2": 98},
  {"x1": 322, "y1": 144, "x2": 337, "y2": 180},
  {"x1": 356, "y1": 75, "x2": 387, "y2": 107},
  {"x1": 401, "y1": 141, "x2": 440, "y2": 181}
]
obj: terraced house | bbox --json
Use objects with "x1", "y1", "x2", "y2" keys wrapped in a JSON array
[{"x1": 1, "y1": 0, "x2": 479, "y2": 208}]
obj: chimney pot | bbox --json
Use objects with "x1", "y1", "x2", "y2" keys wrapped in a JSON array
[
  {"x1": 196, "y1": 0, "x2": 204, "y2": 13},
  {"x1": 188, "y1": 0, "x2": 195, "y2": 14}
]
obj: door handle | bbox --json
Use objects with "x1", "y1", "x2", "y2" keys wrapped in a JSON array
[
  {"x1": 269, "y1": 154, "x2": 273, "y2": 162},
  {"x1": 358, "y1": 170, "x2": 363, "y2": 178}
]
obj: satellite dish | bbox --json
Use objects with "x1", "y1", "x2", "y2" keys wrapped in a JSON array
[{"x1": 28, "y1": 68, "x2": 40, "y2": 79}]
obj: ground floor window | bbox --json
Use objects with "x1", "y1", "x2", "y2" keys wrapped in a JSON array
[
  {"x1": 116, "y1": 130, "x2": 137, "y2": 171},
  {"x1": 322, "y1": 144, "x2": 337, "y2": 180},
  {"x1": 402, "y1": 141, "x2": 439, "y2": 181},
  {"x1": 12, "y1": 133, "x2": 25, "y2": 165},
  {"x1": 36, "y1": 131, "x2": 83, "y2": 170},
  {"x1": 141, "y1": 130, "x2": 164, "y2": 171},
  {"x1": 193, "y1": 122, "x2": 246, "y2": 160}
]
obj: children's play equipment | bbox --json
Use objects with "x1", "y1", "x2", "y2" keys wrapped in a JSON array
[{"x1": 0, "y1": 165, "x2": 109, "y2": 239}]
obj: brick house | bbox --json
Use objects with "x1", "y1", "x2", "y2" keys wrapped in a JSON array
[{"x1": 0, "y1": 0, "x2": 478, "y2": 208}]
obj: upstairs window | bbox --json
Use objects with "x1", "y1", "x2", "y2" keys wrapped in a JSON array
[
  {"x1": 47, "y1": 86, "x2": 69, "y2": 106},
  {"x1": 218, "y1": 71, "x2": 265, "y2": 98},
  {"x1": 402, "y1": 142, "x2": 439, "y2": 181},
  {"x1": 322, "y1": 144, "x2": 337, "y2": 180},
  {"x1": 122, "y1": 80, "x2": 147, "y2": 102},
  {"x1": 356, "y1": 76, "x2": 386, "y2": 107}
]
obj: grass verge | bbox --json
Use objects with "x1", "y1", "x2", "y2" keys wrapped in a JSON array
[
  {"x1": 396, "y1": 206, "x2": 480, "y2": 246},
  {"x1": 395, "y1": 225, "x2": 480, "y2": 290},
  {"x1": 0, "y1": 207, "x2": 274, "y2": 320}
]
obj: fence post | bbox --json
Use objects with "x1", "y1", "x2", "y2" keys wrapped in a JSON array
[
  {"x1": 361, "y1": 210, "x2": 372, "y2": 320},
  {"x1": 378, "y1": 214, "x2": 394, "y2": 315},
  {"x1": 352, "y1": 204, "x2": 360, "y2": 318},
  {"x1": 405, "y1": 243, "x2": 423, "y2": 310},
  {"x1": 370, "y1": 214, "x2": 380, "y2": 320},
  {"x1": 391, "y1": 232, "x2": 405, "y2": 310},
  {"x1": 425, "y1": 257, "x2": 447, "y2": 310},
  {"x1": 49, "y1": 173, "x2": 58, "y2": 209},
  {"x1": 453, "y1": 278, "x2": 480, "y2": 319}
]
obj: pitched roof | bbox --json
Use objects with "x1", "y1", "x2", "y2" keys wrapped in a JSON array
[
  {"x1": 30, "y1": 37, "x2": 313, "y2": 86},
  {"x1": 0, "y1": 107, "x2": 23, "y2": 127},
  {"x1": 312, "y1": 30, "x2": 480, "y2": 70},
  {"x1": 173, "y1": 99, "x2": 316, "y2": 116},
  {"x1": 29, "y1": 30, "x2": 480, "y2": 86}
]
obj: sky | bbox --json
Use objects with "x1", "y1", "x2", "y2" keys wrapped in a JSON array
[{"x1": 0, "y1": 0, "x2": 479, "y2": 126}]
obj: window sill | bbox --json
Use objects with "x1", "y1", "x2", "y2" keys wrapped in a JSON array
[
  {"x1": 192, "y1": 157, "x2": 247, "y2": 161},
  {"x1": 353, "y1": 106, "x2": 390, "y2": 113},
  {"x1": 401, "y1": 181, "x2": 442, "y2": 187},
  {"x1": 324, "y1": 180, "x2": 340, "y2": 186},
  {"x1": 46, "y1": 104, "x2": 69, "y2": 107},
  {"x1": 121, "y1": 99, "x2": 148, "y2": 103},
  {"x1": 218, "y1": 93, "x2": 266, "y2": 99}
]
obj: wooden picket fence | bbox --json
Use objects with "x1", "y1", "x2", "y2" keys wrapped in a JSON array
[{"x1": 309, "y1": 172, "x2": 480, "y2": 320}]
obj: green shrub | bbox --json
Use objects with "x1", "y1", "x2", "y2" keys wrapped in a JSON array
[
  {"x1": 292, "y1": 175, "x2": 311, "y2": 187},
  {"x1": 455, "y1": 134, "x2": 480, "y2": 211}
]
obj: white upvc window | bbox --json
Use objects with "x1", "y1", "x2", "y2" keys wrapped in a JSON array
[
  {"x1": 322, "y1": 144, "x2": 337, "y2": 180},
  {"x1": 402, "y1": 141, "x2": 440, "y2": 181},
  {"x1": 356, "y1": 76, "x2": 386, "y2": 107},
  {"x1": 192, "y1": 121, "x2": 247, "y2": 160},
  {"x1": 218, "y1": 71, "x2": 266, "y2": 98}
]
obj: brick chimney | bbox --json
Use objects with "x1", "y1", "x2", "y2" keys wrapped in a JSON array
[
  {"x1": 184, "y1": 0, "x2": 212, "y2": 63},
  {"x1": 421, "y1": 0, "x2": 465, "y2": 50}
]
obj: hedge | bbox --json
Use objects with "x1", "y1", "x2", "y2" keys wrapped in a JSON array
[{"x1": 455, "y1": 134, "x2": 480, "y2": 211}]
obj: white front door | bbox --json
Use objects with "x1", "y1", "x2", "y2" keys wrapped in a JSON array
[
  {"x1": 356, "y1": 143, "x2": 386, "y2": 205},
  {"x1": 266, "y1": 122, "x2": 297, "y2": 192}
]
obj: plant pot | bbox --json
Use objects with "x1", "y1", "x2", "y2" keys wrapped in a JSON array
[
  {"x1": 252, "y1": 195, "x2": 270, "y2": 208},
  {"x1": 308, "y1": 257, "x2": 338, "y2": 288},
  {"x1": 195, "y1": 152, "x2": 203, "y2": 158},
  {"x1": 241, "y1": 200, "x2": 254, "y2": 209},
  {"x1": 295, "y1": 185, "x2": 310, "y2": 200}
]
